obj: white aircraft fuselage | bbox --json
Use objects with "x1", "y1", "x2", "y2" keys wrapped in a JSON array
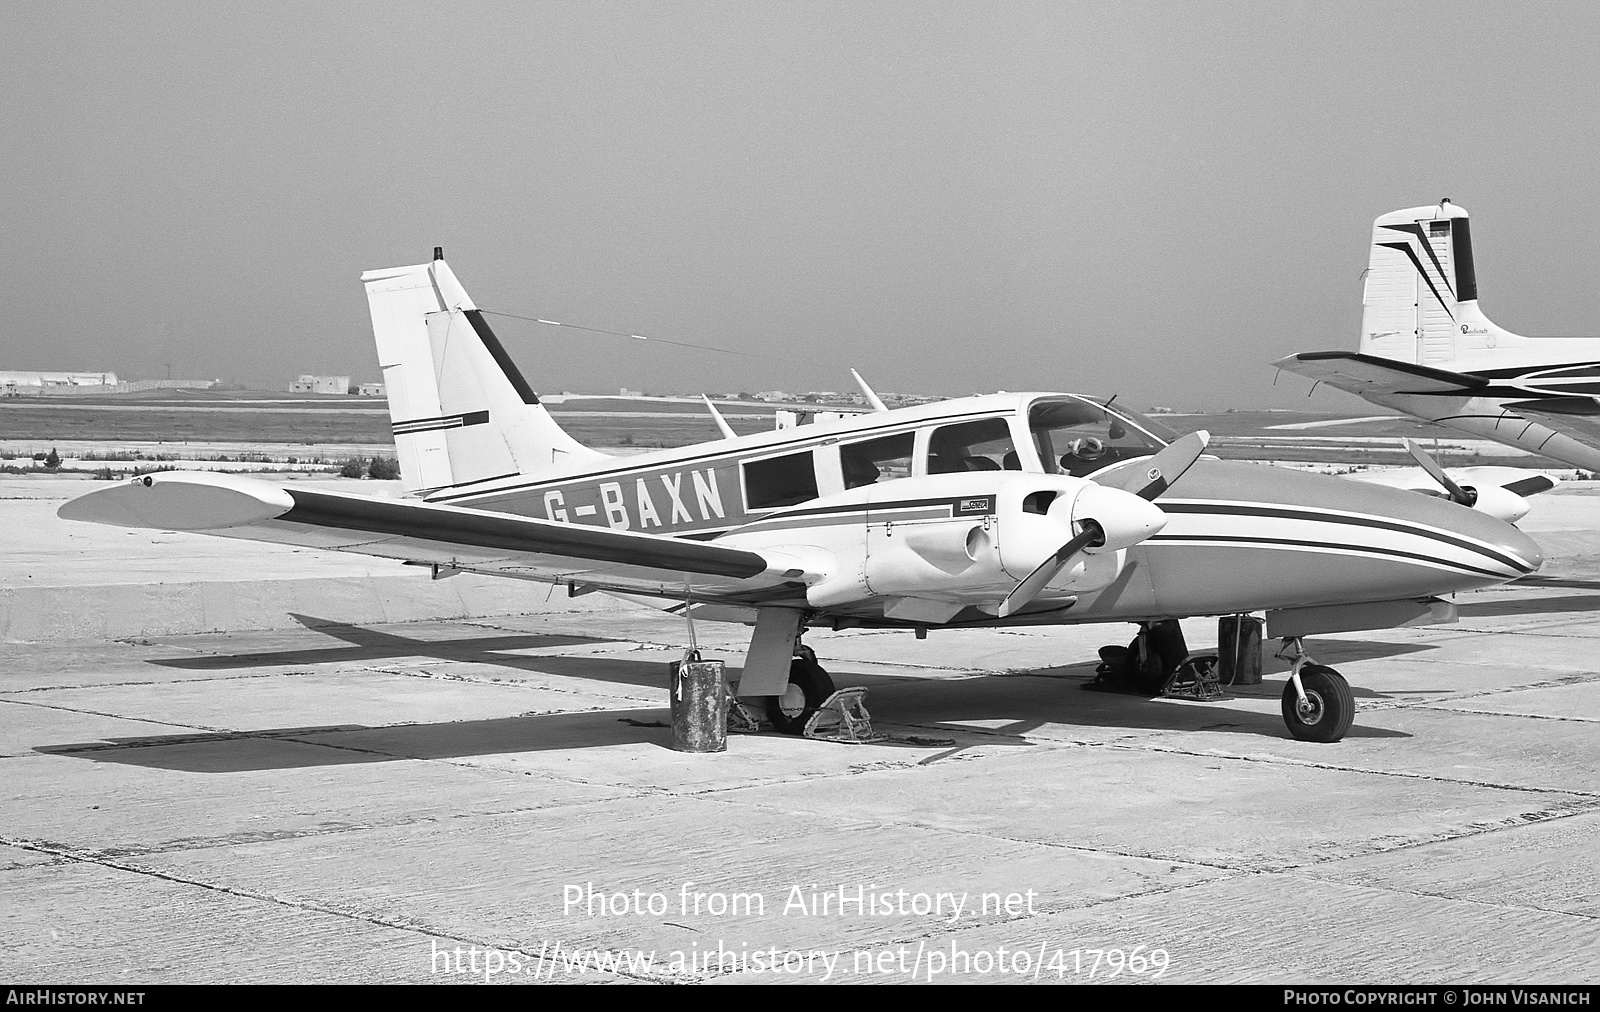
[{"x1": 390, "y1": 389, "x2": 1542, "y2": 628}]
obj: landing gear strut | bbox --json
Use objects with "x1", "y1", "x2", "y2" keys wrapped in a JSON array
[{"x1": 1276, "y1": 637, "x2": 1355, "y2": 743}]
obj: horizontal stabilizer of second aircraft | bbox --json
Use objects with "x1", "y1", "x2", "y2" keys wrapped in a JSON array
[{"x1": 1274, "y1": 351, "x2": 1487, "y2": 396}]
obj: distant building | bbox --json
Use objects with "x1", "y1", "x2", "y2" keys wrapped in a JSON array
[
  {"x1": 0, "y1": 370, "x2": 118, "y2": 396},
  {"x1": 125, "y1": 379, "x2": 217, "y2": 392},
  {"x1": 290, "y1": 375, "x2": 350, "y2": 395},
  {"x1": 355, "y1": 382, "x2": 386, "y2": 396}
]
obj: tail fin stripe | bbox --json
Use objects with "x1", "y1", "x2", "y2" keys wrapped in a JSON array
[
  {"x1": 1381, "y1": 222, "x2": 1455, "y2": 297},
  {"x1": 1378, "y1": 241, "x2": 1456, "y2": 321},
  {"x1": 463, "y1": 310, "x2": 540, "y2": 405},
  {"x1": 392, "y1": 410, "x2": 491, "y2": 435}
]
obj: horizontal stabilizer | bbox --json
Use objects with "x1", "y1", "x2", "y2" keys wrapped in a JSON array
[
  {"x1": 1274, "y1": 351, "x2": 1485, "y2": 396},
  {"x1": 56, "y1": 472, "x2": 294, "y2": 530},
  {"x1": 1501, "y1": 474, "x2": 1556, "y2": 497},
  {"x1": 1503, "y1": 396, "x2": 1600, "y2": 417}
]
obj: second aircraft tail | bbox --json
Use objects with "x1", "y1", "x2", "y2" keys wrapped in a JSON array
[{"x1": 1358, "y1": 201, "x2": 1530, "y2": 368}]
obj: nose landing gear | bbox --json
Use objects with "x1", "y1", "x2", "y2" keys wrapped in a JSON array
[{"x1": 1276, "y1": 637, "x2": 1355, "y2": 743}]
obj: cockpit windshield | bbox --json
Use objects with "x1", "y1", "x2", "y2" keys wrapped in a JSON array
[{"x1": 1029, "y1": 396, "x2": 1170, "y2": 477}]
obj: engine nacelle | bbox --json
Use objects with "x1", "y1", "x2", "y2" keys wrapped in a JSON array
[
  {"x1": 1459, "y1": 484, "x2": 1530, "y2": 525},
  {"x1": 719, "y1": 472, "x2": 1166, "y2": 618}
]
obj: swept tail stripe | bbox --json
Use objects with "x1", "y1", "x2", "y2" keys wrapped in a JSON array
[
  {"x1": 1380, "y1": 222, "x2": 1455, "y2": 298},
  {"x1": 463, "y1": 309, "x2": 540, "y2": 405},
  {"x1": 1378, "y1": 241, "x2": 1455, "y2": 321}
]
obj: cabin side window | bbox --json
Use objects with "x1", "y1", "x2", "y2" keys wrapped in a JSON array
[
  {"x1": 742, "y1": 450, "x2": 820, "y2": 510},
  {"x1": 927, "y1": 418, "x2": 1018, "y2": 474},
  {"x1": 839, "y1": 432, "x2": 915, "y2": 489}
]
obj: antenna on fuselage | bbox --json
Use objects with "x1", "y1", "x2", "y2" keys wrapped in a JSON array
[
  {"x1": 702, "y1": 395, "x2": 737, "y2": 439},
  {"x1": 850, "y1": 368, "x2": 889, "y2": 412}
]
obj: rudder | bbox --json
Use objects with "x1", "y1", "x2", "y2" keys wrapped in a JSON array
[{"x1": 362, "y1": 251, "x2": 607, "y2": 493}]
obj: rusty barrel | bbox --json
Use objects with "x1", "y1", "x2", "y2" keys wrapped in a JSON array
[{"x1": 669, "y1": 654, "x2": 728, "y2": 753}]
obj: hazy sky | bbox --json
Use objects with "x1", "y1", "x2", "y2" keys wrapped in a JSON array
[{"x1": 5, "y1": 2, "x2": 1598, "y2": 409}]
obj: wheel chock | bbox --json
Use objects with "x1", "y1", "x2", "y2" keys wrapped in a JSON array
[
  {"x1": 801, "y1": 687, "x2": 884, "y2": 743},
  {"x1": 1161, "y1": 652, "x2": 1226, "y2": 701},
  {"x1": 726, "y1": 695, "x2": 768, "y2": 734}
]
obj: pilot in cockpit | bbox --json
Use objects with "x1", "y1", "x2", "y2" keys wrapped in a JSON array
[{"x1": 1060, "y1": 436, "x2": 1107, "y2": 475}]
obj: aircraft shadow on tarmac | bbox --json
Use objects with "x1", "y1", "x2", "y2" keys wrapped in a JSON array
[
  {"x1": 36, "y1": 665, "x2": 1408, "y2": 775},
  {"x1": 145, "y1": 614, "x2": 677, "y2": 689},
  {"x1": 1514, "y1": 575, "x2": 1600, "y2": 591},
  {"x1": 1456, "y1": 592, "x2": 1600, "y2": 618},
  {"x1": 142, "y1": 615, "x2": 1440, "y2": 698}
]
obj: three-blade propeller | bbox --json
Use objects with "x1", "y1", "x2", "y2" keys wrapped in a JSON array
[{"x1": 996, "y1": 430, "x2": 1209, "y2": 618}]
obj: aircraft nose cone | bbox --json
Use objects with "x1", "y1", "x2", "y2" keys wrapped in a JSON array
[
  {"x1": 1491, "y1": 517, "x2": 1543, "y2": 574},
  {"x1": 1071, "y1": 483, "x2": 1168, "y2": 552},
  {"x1": 1189, "y1": 460, "x2": 1544, "y2": 584}
]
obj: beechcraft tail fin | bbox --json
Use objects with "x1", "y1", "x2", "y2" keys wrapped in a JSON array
[
  {"x1": 1359, "y1": 201, "x2": 1527, "y2": 367},
  {"x1": 362, "y1": 251, "x2": 608, "y2": 494}
]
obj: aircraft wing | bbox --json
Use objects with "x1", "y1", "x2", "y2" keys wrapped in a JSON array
[
  {"x1": 1273, "y1": 351, "x2": 1487, "y2": 396},
  {"x1": 58, "y1": 472, "x2": 805, "y2": 604}
]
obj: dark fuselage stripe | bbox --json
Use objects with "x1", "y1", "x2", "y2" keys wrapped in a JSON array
[
  {"x1": 425, "y1": 407, "x2": 1011, "y2": 503},
  {"x1": 1158, "y1": 502, "x2": 1530, "y2": 573},
  {"x1": 1148, "y1": 534, "x2": 1514, "y2": 580},
  {"x1": 741, "y1": 506, "x2": 953, "y2": 534}
]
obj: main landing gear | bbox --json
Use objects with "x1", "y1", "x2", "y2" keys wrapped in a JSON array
[
  {"x1": 1090, "y1": 620, "x2": 1221, "y2": 699},
  {"x1": 1092, "y1": 625, "x2": 1355, "y2": 743},
  {"x1": 770, "y1": 643, "x2": 836, "y2": 735},
  {"x1": 1276, "y1": 637, "x2": 1355, "y2": 743}
]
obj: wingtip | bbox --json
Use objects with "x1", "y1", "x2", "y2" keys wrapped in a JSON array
[{"x1": 57, "y1": 472, "x2": 295, "y2": 531}]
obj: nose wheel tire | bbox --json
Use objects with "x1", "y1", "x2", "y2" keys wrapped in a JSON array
[
  {"x1": 770, "y1": 648, "x2": 836, "y2": 736},
  {"x1": 1281, "y1": 664, "x2": 1354, "y2": 743}
]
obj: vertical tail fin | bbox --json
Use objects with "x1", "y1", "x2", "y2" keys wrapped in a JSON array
[
  {"x1": 1359, "y1": 201, "x2": 1525, "y2": 367},
  {"x1": 362, "y1": 252, "x2": 607, "y2": 493}
]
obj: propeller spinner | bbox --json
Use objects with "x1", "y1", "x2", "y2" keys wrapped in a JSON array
[{"x1": 996, "y1": 431, "x2": 1209, "y2": 617}]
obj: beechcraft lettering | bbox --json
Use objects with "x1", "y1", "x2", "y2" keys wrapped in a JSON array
[{"x1": 541, "y1": 467, "x2": 730, "y2": 532}]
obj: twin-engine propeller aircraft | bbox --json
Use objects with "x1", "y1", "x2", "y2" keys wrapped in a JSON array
[
  {"x1": 1276, "y1": 200, "x2": 1600, "y2": 473},
  {"x1": 59, "y1": 252, "x2": 1546, "y2": 743}
]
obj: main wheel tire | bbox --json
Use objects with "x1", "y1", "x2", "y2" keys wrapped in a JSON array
[
  {"x1": 1126, "y1": 635, "x2": 1168, "y2": 695},
  {"x1": 1281, "y1": 664, "x2": 1355, "y2": 742},
  {"x1": 770, "y1": 650, "x2": 835, "y2": 735}
]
